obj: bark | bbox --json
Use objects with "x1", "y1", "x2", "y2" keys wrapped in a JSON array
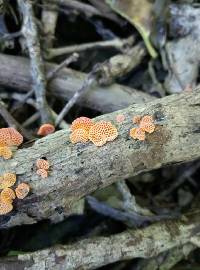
[
  {"x1": 0, "y1": 212, "x2": 199, "y2": 270},
  {"x1": 0, "y1": 54, "x2": 154, "y2": 113},
  {"x1": 0, "y1": 89, "x2": 200, "y2": 228}
]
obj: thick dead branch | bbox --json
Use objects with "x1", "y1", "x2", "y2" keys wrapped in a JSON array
[
  {"x1": 0, "y1": 89, "x2": 200, "y2": 228},
  {"x1": 0, "y1": 54, "x2": 154, "y2": 113},
  {"x1": 0, "y1": 212, "x2": 199, "y2": 270},
  {"x1": 18, "y1": 0, "x2": 53, "y2": 123}
]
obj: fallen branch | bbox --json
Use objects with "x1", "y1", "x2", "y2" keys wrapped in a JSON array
[
  {"x1": 0, "y1": 89, "x2": 200, "y2": 228},
  {"x1": 0, "y1": 211, "x2": 199, "y2": 270},
  {"x1": 0, "y1": 54, "x2": 154, "y2": 113}
]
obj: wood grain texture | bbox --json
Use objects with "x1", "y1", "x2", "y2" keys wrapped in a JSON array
[
  {"x1": 0, "y1": 89, "x2": 200, "y2": 228},
  {"x1": 0, "y1": 54, "x2": 154, "y2": 113},
  {"x1": 0, "y1": 212, "x2": 199, "y2": 269}
]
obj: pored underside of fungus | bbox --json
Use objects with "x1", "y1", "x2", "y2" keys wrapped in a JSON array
[
  {"x1": 130, "y1": 115, "x2": 155, "y2": 141},
  {"x1": 0, "y1": 146, "x2": 12, "y2": 159},
  {"x1": 0, "y1": 127, "x2": 23, "y2": 147},
  {"x1": 71, "y1": 117, "x2": 94, "y2": 132},
  {"x1": 0, "y1": 173, "x2": 16, "y2": 189},
  {"x1": 15, "y1": 183, "x2": 30, "y2": 199},
  {"x1": 1, "y1": 188, "x2": 16, "y2": 203},
  {"x1": 88, "y1": 121, "x2": 118, "y2": 146},
  {"x1": 37, "y1": 123, "x2": 55, "y2": 136},
  {"x1": 70, "y1": 128, "x2": 89, "y2": 144},
  {"x1": 130, "y1": 127, "x2": 146, "y2": 141},
  {"x1": 36, "y1": 159, "x2": 50, "y2": 170},
  {"x1": 0, "y1": 200, "x2": 13, "y2": 215},
  {"x1": 139, "y1": 115, "x2": 155, "y2": 134},
  {"x1": 36, "y1": 169, "x2": 48, "y2": 179}
]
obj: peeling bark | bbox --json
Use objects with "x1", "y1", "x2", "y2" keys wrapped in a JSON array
[{"x1": 0, "y1": 89, "x2": 200, "y2": 228}]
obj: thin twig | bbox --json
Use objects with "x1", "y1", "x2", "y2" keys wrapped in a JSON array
[
  {"x1": 18, "y1": 0, "x2": 53, "y2": 124},
  {"x1": 47, "y1": 53, "x2": 79, "y2": 81},
  {"x1": 55, "y1": 72, "x2": 95, "y2": 126},
  {"x1": 47, "y1": 37, "x2": 134, "y2": 58},
  {"x1": 116, "y1": 180, "x2": 152, "y2": 216},
  {"x1": 87, "y1": 196, "x2": 177, "y2": 228}
]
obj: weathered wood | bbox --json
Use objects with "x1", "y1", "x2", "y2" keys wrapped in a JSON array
[
  {"x1": 0, "y1": 212, "x2": 199, "y2": 270},
  {"x1": 0, "y1": 54, "x2": 154, "y2": 113},
  {"x1": 0, "y1": 89, "x2": 200, "y2": 228}
]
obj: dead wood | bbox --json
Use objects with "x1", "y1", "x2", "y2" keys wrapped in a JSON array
[
  {"x1": 0, "y1": 211, "x2": 199, "y2": 270},
  {"x1": 0, "y1": 54, "x2": 154, "y2": 113},
  {"x1": 0, "y1": 89, "x2": 200, "y2": 228}
]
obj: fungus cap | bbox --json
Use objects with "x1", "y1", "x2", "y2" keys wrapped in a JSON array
[
  {"x1": 71, "y1": 117, "x2": 94, "y2": 132},
  {"x1": 0, "y1": 200, "x2": 13, "y2": 215},
  {"x1": 0, "y1": 127, "x2": 23, "y2": 146},
  {"x1": 1, "y1": 188, "x2": 16, "y2": 203},
  {"x1": 37, "y1": 124, "x2": 55, "y2": 136},
  {"x1": 130, "y1": 127, "x2": 145, "y2": 141},
  {"x1": 70, "y1": 128, "x2": 89, "y2": 144},
  {"x1": 0, "y1": 173, "x2": 16, "y2": 189},
  {"x1": 140, "y1": 122, "x2": 155, "y2": 134},
  {"x1": 88, "y1": 121, "x2": 118, "y2": 146},
  {"x1": 0, "y1": 146, "x2": 12, "y2": 160},
  {"x1": 140, "y1": 115, "x2": 153, "y2": 124},
  {"x1": 139, "y1": 115, "x2": 155, "y2": 134},
  {"x1": 36, "y1": 159, "x2": 50, "y2": 170},
  {"x1": 36, "y1": 169, "x2": 48, "y2": 178},
  {"x1": 116, "y1": 114, "x2": 125, "y2": 123},
  {"x1": 15, "y1": 183, "x2": 30, "y2": 199}
]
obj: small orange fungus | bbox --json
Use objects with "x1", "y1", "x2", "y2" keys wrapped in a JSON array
[
  {"x1": 0, "y1": 127, "x2": 23, "y2": 147},
  {"x1": 37, "y1": 123, "x2": 55, "y2": 136},
  {"x1": 130, "y1": 127, "x2": 145, "y2": 141},
  {"x1": 116, "y1": 114, "x2": 125, "y2": 123},
  {"x1": 70, "y1": 128, "x2": 89, "y2": 144},
  {"x1": 15, "y1": 183, "x2": 30, "y2": 199},
  {"x1": 89, "y1": 121, "x2": 118, "y2": 146},
  {"x1": 0, "y1": 146, "x2": 12, "y2": 159},
  {"x1": 0, "y1": 173, "x2": 16, "y2": 189},
  {"x1": 71, "y1": 117, "x2": 94, "y2": 132},
  {"x1": 36, "y1": 159, "x2": 50, "y2": 170},
  {"x1": 0, "y1": 200, "x2": 13, "y2": 215},
  {"x1": 139, "y1": 115, "x2": 155, "y2": 134},
  {"x1": 36, "y1": 169, "x2": 48, "y2": 179},
  {"x1": 1, "y1": 188, "x2": 16, "y2": 203}
]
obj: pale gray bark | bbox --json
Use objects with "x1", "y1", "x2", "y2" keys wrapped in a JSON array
[
  {"x1": 0, "y1": 212, "x2": 199, "y2": 270},
  {"x1": 0, "y1": 54, "x2": 154, "y2": 113},
  {"x1": 0, "y1": 89, "x2": 200, "y2": 228}
]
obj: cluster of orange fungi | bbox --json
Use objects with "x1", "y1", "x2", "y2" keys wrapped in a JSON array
[
  {"x1": 0, "y1": 173, "x2": 30, "y2": 215},
  {"x1": 0, "y1": 128, "x2": 30, "y2": 215},
  {"x1": 0, "y1": 127, "x2": 23, "y2": 159},
  {"x1": 130, "y1": 115, "x2": 155, "y2": 141},
  {"x1": 36, "y1": 159, "x2": 50, "y2": 178},
  {"x1": 70, "y1": 117, "x2": 118, "y2": 146},
  {"x1": 37, "y1": 123, "x2": 55, "y2": 136}
]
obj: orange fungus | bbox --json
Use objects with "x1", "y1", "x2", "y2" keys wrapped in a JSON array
[
  {"x1": 88, "y1": 121, "x2": 118, "y2": 146},
  {"x1": 37, "y1": 124, "x2": 55, "y2": 136},
  {"x1": 15, "y1": 183, "x2": 30, "y2": 199},
  {"x1": 71, "y1": 117, "x2": 94, "y2": 132}
]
